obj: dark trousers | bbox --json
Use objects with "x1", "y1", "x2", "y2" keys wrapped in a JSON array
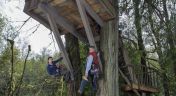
[{"x1": 79, "y1": 70, "x2": 98, "y2": 94}]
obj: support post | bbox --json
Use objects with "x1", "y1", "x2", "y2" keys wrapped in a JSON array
[
  {"x1": 46, "y1": 13, "x2": 74, "y2": 80},
  {"x1": 76, "y1": 0, "x2": 103, "y2": 71}
]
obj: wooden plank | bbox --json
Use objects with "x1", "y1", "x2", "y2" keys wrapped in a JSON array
[
  {"x1": 24, "y1": 11, "x2": 66, "y2": 35},
  {"x1": 98, "y1": 0, "x2": 115, "y2": 17},
  {"x1": 24, "y1": 11, "x2": 50, "y2": 30},
  {"x1": 119, "y1": 68, "x2": 140, "y2": 96},
  {"x1": 81, "y1": 0, "x2": 104, "y2": 27},
  {"x1": 46, "y1": 13, "x2": 74, "y2": 80},
  {"x1": 124, "y1": 83, "x2": 160, "y2": 93},
  {"x1": 75, "y1": 0, "x2": 96, "y2": 48},
  {"x1": 29, "y1": 0, "x2": 39, "y2": 10},
  {"x1": 24, "y1": 0, "x2": 64, "y2": 35},
  {"x1": 76, "y1": 0, "x2": 103, "y2": 72},
  {"x1": 24, "y1": 0, "x2": 31, "y2": 12},
  {"x1": 50, "y1": 0, "x2": 67, "y2": 6},
  {"x1": 38, "y1": 3, "x2": 88, "y2": 43}
]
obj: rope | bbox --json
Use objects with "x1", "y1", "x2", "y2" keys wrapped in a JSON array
[{"x1": 50, "y1": 30, "x2": 57, "y2": 52}]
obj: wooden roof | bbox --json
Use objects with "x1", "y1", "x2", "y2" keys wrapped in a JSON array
[{"x1": 24, "y1": 0, "x2": 115, "y2": 36}]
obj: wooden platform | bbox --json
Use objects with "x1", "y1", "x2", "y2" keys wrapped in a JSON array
[
  {"x1": 24, "y1": 0, "x2": 115, "y2": 35},
  {"x1": 123, "y1": 83, "x2": 160, "y2": 93}
]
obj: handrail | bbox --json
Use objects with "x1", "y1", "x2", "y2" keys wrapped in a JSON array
[
  {"x1": 120, "y1": 64, "x2": 161, "y2": 75},
  {"x1": 119, "y1": 64, "x2": 161, "y2": 88}
]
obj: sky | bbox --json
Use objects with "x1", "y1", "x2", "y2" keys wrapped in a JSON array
[{"x1": 0, "y1": 0, "x2": 60, "y2": 54}]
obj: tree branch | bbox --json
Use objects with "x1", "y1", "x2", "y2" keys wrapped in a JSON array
[
  {"x1": 14, "y1": 45, "x2": 31, "y2": 95},
  {"x1": 122, "y1": 36, "x2": 138, "y2": 48},
  {"x1": 16, "y1": 17, "x2": 31, "y2": 33},
  {"x1": 7, "y1": 39, "x2": 14, "y2": 96}
]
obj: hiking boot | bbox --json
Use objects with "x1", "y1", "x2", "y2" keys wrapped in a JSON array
[
  {"x1": 82, "y1": 76, "x2": 88, "y2": 81},
  {"x1": 78, "y1": 89, "x2": 81, "y2": 94}
]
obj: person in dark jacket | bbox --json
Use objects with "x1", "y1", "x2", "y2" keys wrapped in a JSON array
[{"x1": 47, "y1": 56, "x2": 63, "y2": 76}]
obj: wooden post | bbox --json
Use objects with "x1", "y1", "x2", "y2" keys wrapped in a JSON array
[
  {"x1": 45, "y1": 13, "x2": 74, "y2": 80},
  {"x1": 76, "y1": 0, "x2": 103, "y2": 72}
]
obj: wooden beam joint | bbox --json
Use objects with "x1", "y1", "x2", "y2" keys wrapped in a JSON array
[{"x1": 80, "y1": 0, "x2": 104, "y2": 27}]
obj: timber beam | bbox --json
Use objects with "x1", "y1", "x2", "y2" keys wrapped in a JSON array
[
  {"x1": 24, "y1": 1, "x2": 66, "y2": 35},
  {"x1": 76, "y1": 0, "x2": 103, "y2": 71},
  {"x1": 123, "y1": 83, "x2": 160, "y2": 93},
  {"x1": 46, "y1": 13, "x2": 74, "y2": 81},
  {"x1": 38, "y1": 2, "x2": 88, "y2": 44},
  {"x1": 38, "y1": 2, "x2": 74, "y2": 80},
  {"x1": 80, "y1": 0, "x2": 104, "y2": 27},
  {"x1": 23, "y1": 0, "x2": 49, "y2": 29}
]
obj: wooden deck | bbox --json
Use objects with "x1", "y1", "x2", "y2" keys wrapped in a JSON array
[
  {"x1": 123, "y1": 83, "x2": 160, "y2": 93},
  {"x1": 24, "y1": 0, "x2": 115, "y2": 35}
]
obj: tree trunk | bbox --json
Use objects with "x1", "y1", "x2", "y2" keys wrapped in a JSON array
[
  {"x1": 162, "y1": 0, "x2": 176, "y2": 77},
  {"x1": 97, "y1": 1, "x2": 119, "y2": 96},
  {"x1": 147, "y1": 1, "x2": 170, "y2": 96},
  {"x1": 98, "y1": 20, "x2": 119, "y2": 96},
  {"x1": 133, "y1": 0, "x2": 147, "y2": 66},
  {"x1": 65, "y1": 33, "x2": 81, "y2": 96},
  {"x1": 133, "y1": 1, "x2": 151, "y2": 95}
]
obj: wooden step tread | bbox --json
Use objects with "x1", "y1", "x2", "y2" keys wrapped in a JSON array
[{"x1": 122, "y1": 83, "x2": 159, "y2": 93}]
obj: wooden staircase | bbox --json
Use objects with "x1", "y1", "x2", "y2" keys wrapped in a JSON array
[{"x1": 118, "y1": 32, "x2": 160, "y2": 95}]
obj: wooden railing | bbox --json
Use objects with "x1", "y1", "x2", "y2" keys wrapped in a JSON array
[{"x1": 120, "y1": 64, "x2": 160, "y2": 89}]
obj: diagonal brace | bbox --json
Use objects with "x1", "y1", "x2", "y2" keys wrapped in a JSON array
[
  {"x1": 39, "y1": 6, "x2": 74, "y2": 80},
  {"x1": 76, "y1": 0, "x2": 103, "y2": 72}
]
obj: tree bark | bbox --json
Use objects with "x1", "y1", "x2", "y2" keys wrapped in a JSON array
[
  {"x1": 97, "y1": 1, "x2": 119, "y2": 96},
  {"x1": 98, "y1": 20, "x2": 119, "y2": 96},
  {"x1": 133, "y1": 0, "x2": 147, "y2": 66},
  {"x1": 65, "y1": 33, "x2": 81, "y2": 96}
]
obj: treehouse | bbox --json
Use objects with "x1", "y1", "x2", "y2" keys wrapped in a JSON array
[{"x1": 24, "y1": 0, "x2": 160, "y2": 95}]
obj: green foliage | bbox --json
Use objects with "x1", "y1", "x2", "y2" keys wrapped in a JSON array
[
  {"x1": 79, "y1": 42, "x2": 88, "y2": 73},
  {"x1": 0, "y1": 14, "x2": 5, "y2": 52},
  {"x1": 0, "y1": 45, "x2": 68, "y2": 96},
  {"x1": 123, "y1": 41, "x2": 140, "y2": 65}
]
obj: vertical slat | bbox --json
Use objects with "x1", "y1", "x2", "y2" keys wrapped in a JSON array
[
  {"x1": 76, "y1": 0, "x2": 103, "y2": 71},
  {"x1": 145, "y1": 67, "x2": 148, "y2": 86},
  {"x1": 156, "y1": 71, "x2": 158, "y2": 87},
  {"x1": 149, "y1": 69, "x2": 151, "y2": 86},
  {"x1": 150, "y1": 69, "x2": 153, "y2": 86},
  {"x1": 46, "y1": 13, "x2": 74, "y2": 80},
  {"x1": 152, "y1": 69, "x2": 155, "y2": 87},
  {"x1": 147, "y1": 67, "x2": 149, "y2": 86},
  {"x1": 139, "y1": 66, "x2": 141, "y2": 85},
  {"x1": 144, "y1": 67, "x2": 147, "y2": 85}
]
